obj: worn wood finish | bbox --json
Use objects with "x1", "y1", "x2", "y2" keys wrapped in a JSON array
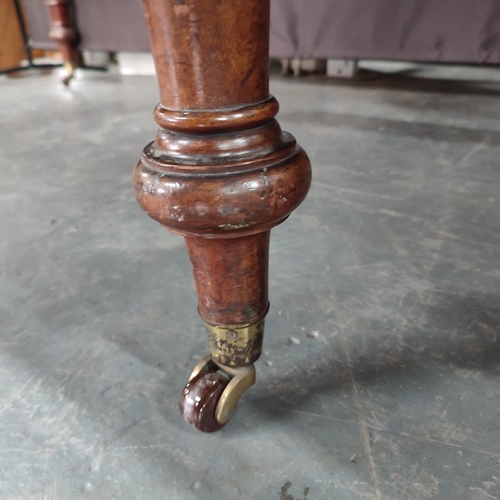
[
  {"x1": 142, "y1": 0, "x2": 269, "y2": 109},
  {"x1": 135, "y1": 0, "x2": 311, "y2": 376},
  {"x1": 45, "y1": 0, "x2": 78, "y2": 80},
  {"x1": 185, "y1": 233, "x2": 270, "y2": 326}
]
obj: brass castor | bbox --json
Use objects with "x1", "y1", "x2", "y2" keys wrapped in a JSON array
[
  {"x1": 179, "y1": 355, "x2": 256, "y2": 433},
  {"x1": 62, "y1": 62, "x2": 75, "y2": 86}
]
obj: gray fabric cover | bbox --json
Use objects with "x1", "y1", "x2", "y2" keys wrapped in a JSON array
[
  {"x1": 22, "y1": 0, "x2": 500, "y2": 63},
  {"x1": 270, "y1": 0, "x2": 500, "y2": 63}
]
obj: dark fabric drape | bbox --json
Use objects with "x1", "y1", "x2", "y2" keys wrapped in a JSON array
[
  {"x1": 22, "y1": 0, "x2": 500, "y2": 63},
  {"x1": 270, "y1": 0, "x2": 500, "y2": 63}
]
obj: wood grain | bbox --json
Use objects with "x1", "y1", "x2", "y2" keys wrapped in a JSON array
[{"x1": 134, "y1": 0, "x2": 311, "y2": 368}]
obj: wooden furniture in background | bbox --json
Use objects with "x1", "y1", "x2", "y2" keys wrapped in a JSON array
[
  {"x1": 0, "y1": 0, "x2": 26, "y2": 71},
  {"x1": 45, "y1": 0, "x2": 79, "y2": 84},
  {"x1": 0, "y1": 0, "x2": 63, "y2": 77},
  {"x1": 5, "y1": 0, "x2": 103, "y2": 83},
  {"x1": 133, "y1": 0, "x2": 311, "y2": 432}
]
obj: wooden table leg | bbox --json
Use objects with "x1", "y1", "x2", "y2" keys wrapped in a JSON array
[
  {"x1": 134, "y1": 0, "x2": 311, "y2": 432},
  {"x1": 45, "y1": 0, "x2": 79, "y2": 85}
]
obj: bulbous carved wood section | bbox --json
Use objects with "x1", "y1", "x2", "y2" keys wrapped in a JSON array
[
  {"x1": 133, "y1": 153, "x2": 310, "y2": 238},
  {"x1": 133, "y1": 100, "x2": 311, "y2": 239}
]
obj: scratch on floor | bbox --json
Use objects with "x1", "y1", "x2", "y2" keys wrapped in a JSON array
[
  {"x1": 51, "y1": 473, "x2": 58, "y2": 500},
  {"x1": 0, "y1": 365, "x2": 44, "y2": 416},
  {"x1": 457, "y1": 136, "x2": 488, "y2": 165},
  {"x1": 340, "y1": 328, "x2": 382, "y2": 500},
  {"x1": 90, "y1": 445, "x2": 104, "y2": 473},
  {"x1": 255, "y1": 449, "x2": 307, "y2": 493}
]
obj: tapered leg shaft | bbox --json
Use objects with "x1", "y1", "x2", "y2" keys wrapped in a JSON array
[{"x1": 186, "y1": 232, "x2": 269, "y2": 367}]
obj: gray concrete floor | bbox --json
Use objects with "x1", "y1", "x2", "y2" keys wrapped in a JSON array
[{"x1": 1, "y1": 65, "x2": 500, "y2": 500}]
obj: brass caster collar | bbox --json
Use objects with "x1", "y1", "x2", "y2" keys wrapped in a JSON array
[{"x1": 203, "y1": 316, "x2": 266, "y2": 368}]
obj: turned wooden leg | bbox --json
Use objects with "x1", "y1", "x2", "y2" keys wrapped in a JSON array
[
  {"x1": 45, "y1": 0, "x2": 79, "y2": 85},
  {"x1": 134, "y1": 0, "x2": 311, "y2": 432}
]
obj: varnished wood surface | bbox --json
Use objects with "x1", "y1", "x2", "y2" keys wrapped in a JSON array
[
  {"x1": 141, "y1": 0, "x2": 270, "y2": 110},
  {"x1": 185, "y1": 232, "x2": 270, "y2": 325},
  {"x1": 135, "y1": 0, "x2": 311, "y2": 367}
]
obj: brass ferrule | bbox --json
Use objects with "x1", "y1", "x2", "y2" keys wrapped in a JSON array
[{"x1": 203, "y1": 318, "x2": 265, "y2": 368}]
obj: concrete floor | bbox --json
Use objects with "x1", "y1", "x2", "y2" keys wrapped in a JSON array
[{"x1": 1, "y1": 65, "x2": 500, "y2": 500}]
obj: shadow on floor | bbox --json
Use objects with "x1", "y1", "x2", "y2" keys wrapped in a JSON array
[
  {"x1": 277, "y1": 68, "x2": 500, "y2": 98},
  {"x1": 249, "y1": 290, "x2": 500, "y2": 426},
  {"x1": 279, "y1": 110, "x2": 500, "y2": 147}
]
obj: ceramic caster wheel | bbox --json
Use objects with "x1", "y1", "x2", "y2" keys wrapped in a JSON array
[
  {"x1": 180, "y1": 355, "x2": 257, "y2": 432},
  {"x1": 179, "y1": 371, "x2": 230, "y2": 433}
]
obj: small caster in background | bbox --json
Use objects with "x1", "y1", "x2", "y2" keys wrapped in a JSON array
[
  {"x1": 179, "y1": 355, "x2": 256, "y2": 433},
  {"x1": 62, "y1": 62, "x2": 75, "y2": 86}
]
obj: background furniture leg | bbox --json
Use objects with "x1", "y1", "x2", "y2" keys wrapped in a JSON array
[{"x1": 45, "y1": 0, "x2": 78, "y2": 85}]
